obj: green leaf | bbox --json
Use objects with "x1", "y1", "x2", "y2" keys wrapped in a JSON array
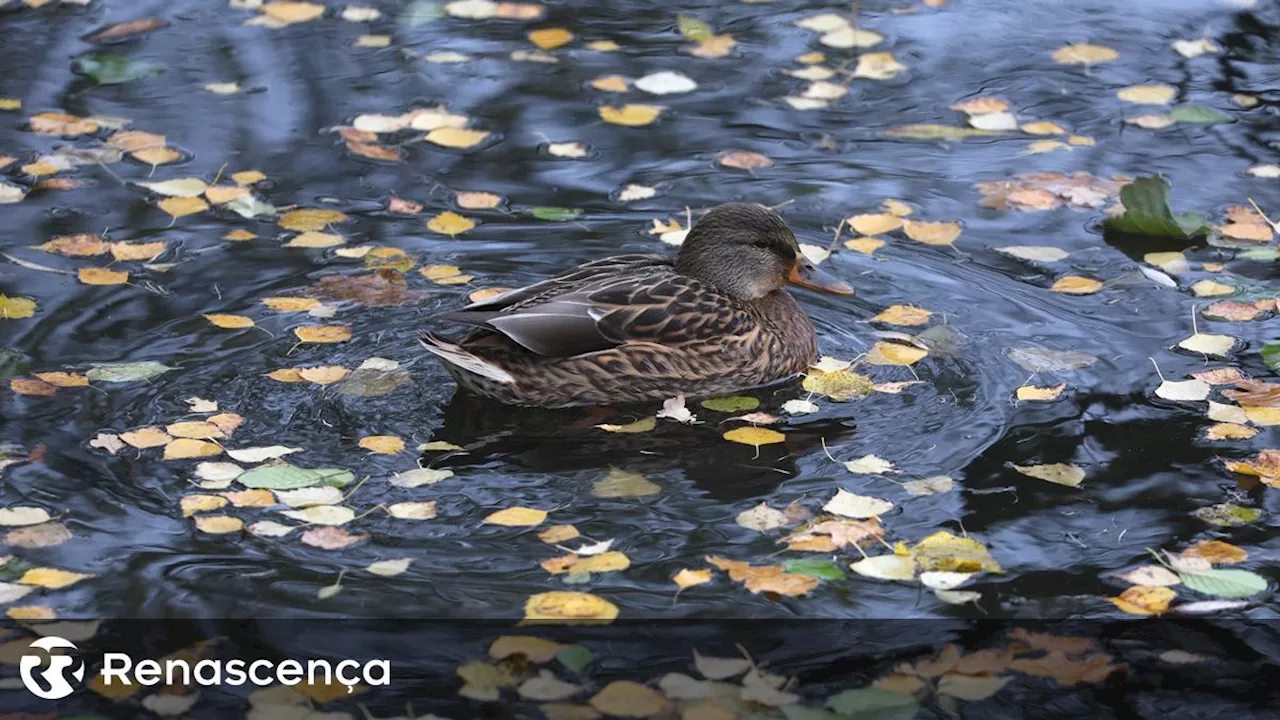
[
  {"x1": 74, "y1": 54, "x2": 166, "y2": 85},
  {"x1": 1178, "y1": 568, "x2": 1268, "y2": 598},
  {"x1": 1193, "y1": 503, "x2": 1261, "y2": 526},
  {"x1": 783, "y1": 558, "x2": 847, "y2": 580},
  {"x1": 238, "y1": 464, "x2": 354, "y2": 490},
  {"x1": 1240, "y1": 248, "x2": 1280, "y2": 262},
  {"x1": 86, "y1": 361, "x2": 173, "y2": 382},
  {"x1": 532, "y1": 206, "x2": 582, "y2": 221},
  {"x1": 1104, "y1": 176, "x2": 1211, "y2": 239},
  {"x1": 556, "y1": 645, "x2": 592, "y2": 675},
  {"x1": 399, "y1": 0, "x2": 441, "y2": 26},
  {"x1": 1262, "y1": 343, "x2": 1280, "y2": 372},
  {"x1": 699, "y1": 395, "x2": 760, "y2": 412},
  {"x1": 1170, "y1": 105, "x2": 1231, "y2": 125},
  {"x1": 825, "y1": 688, "x2": 919, "y2": 719},
  {"x1": 677, "y1": 15, "x2": 713, "y2": 42}
]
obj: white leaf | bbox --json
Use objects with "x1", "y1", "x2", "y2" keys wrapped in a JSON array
[
  {"x1": 1171, "y1": 599, "x2": 1249, "y2": 615},
  {"x1": 387, "y1": 501, "x2": 437, "y2": 520},
  {"x1": 1172, "y1": 38, "x2": 1220, "y2": 58},
  {"x1": 694, "y1": 649, "x2": 751, "y2": 680},
  {"x1": 996, "y1": 245, "x2": 1069, "y2": 262},
  {"x1": 968, "y1": 111, "x2": 1018, "y2": 131},
  {"x1": 934, "y1": 589, "x2": 982, "y2": 605},
  {"x1": 919, "y1": 571, "x2": 975, "y2": 590},
  {"x1": 1156, "y1": 379, "x2": 1210, "y2": 402},
  {"x1": 618, "y1": 184, "x2": 657, "y2": 201},
  {"x1": 280, "y1": 505, "x2": 355, "y2": 526},
  {"x1": 735, "y1": 502, "x2": 788, "y2": 532},
  {"x1": 443, "y1": 0, "x2": 497, "y2": 19},
  {"x1": 824, "y1": 489, "x2": 894, "y2": 518},
  {"x1": 1178, "y1": 333, "x2": 1235, "y2": 357},
  {"x1": 1116, "y1": 565, "x2": 1181, "y2": 587},
  {"x1": 850, "y1": 554, "x2": 916, "y2": 581},
  {"x1": 799, "y1": 243, "x2": 830, "y2": 264},
  {"x1": 1207, "y1": 401, "x2": 1248, "y2": 423},
  {"x1": 227, "y1": 446, "x2": 302, "y2": 463},
  {"x1": 141, "y1": 693, "x2": 199, "y2": 716},
  {"x1": 517, "y1": 669, "x2": 583, "y2": 701},
  {"x1": 358, "y1": 357, "x2": 400, "y2": 371},
  {"x1": 634, "y1": 71, "x2": 697, "y2": 95},
  {"x1": 0, "y1": 581, "x2": 34, "y2": 604},
  {"x1": 366, "y1": 558, "x2": 412, "y2": 576},
  {"x1": 656, "y1": 395, "x2": 696, "y2": 424},
  {"x1": 740, "y1": 669, "x2": 800, "y2": 706},
  {"x1": 794, "y1": 13, "x2": 850, "y2": 32},
  {"x1": 903, "y1": 475, "x2": 955, "y2": 496},
  {"x1": 390, "y1": 468, "x2": 453, "y2": 488},
  {"x1": 275, "y1": 486, "x2": 343, "y2": 508},
  {"x1": 781, "y1": 399, "x2": 819, "y2": 415},
  {"x1": 658, "y1": 672, "x2": 717, "y2": 700},
  {"x1": 571, "y1": 539, "x2": 614, "y2": 556},
  {"x1": 317, "y1": 582, "x2": 342, "y2": 600},
  {"x1": 136, "y1": 177, "x2": 208, "y2": 197},
  {"x1": 1012, "y1": 463, "x2": 1085, "y2": 488},
  {"x1": 1139, "y1": 266, "x2": 1178, "y2": 288},
  {"x1": 186, "y1": 397, "x2": 218, "y2": 412},
  {"x1": 842, "y1": 455, "x2": 895, "y2": 474},
  {"x1": 547, "y1": 142, "x2": 588, "y2": 158},
  {"x1": 811, "y1": 356, "x2": 852, "y2": 373},
  {"x1": 247, "y1": 520, "x2": 297, "y2": 538},
  {"x1": 0, "y1": 507, "x2": 52, "y2": 527}
]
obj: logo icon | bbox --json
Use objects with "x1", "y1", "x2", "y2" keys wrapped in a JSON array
[{"x1": 19, "y1": 636, "x2": 84, "y2": 700}]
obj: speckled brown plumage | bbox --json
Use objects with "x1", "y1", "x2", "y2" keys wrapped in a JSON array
[{"x1": 422, "y1": 203, "x2": 853, "y2": 408}]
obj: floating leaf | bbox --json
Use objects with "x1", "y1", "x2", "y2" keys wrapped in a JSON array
[
  {"x1": 1109, "y1": 585, "x2": 1175, "y2": 615},
  {"x1": 237, "y1": 463, "x2": 352, "y2": 490},
  {"x1": 1052, "y1": 43, "x2": 1118, "y2": 65},
  {"x1": 910, "y1": 531, "x2": 1002, "y2": 573},
  {"x1": 1170, "y1": 105, "x2": 1230, "y2": 125},
  {"x1": 850, "y1": 554, "x2": 916, "y2": 581},
  {"x1": 902, "y1": 220, "x2": 961, "y2": 246},
  {"x1": 1051, "y1": 276, "x2": 1103, "y2": 295},
  {"x1": 137, "y1": 177, "x2": 208, "y2": 197},
  {"x1": 677, "y1": 15, "x2": 713, "y2": 42},
  {"x1": 164, "y1": 439, "x2": 222, "y2": 460},
  {"x1": 358, "y1": 435, "x2": 404, "y2": 454},
  {"x1": 293, "y1": 325, "x2": 351, "y2": 343},
  {"x1": 20, "y1": 568, "x2": 93, "y2": 589},
  {"x1": 427, "y1": 211, "x2": 476, "y2": 236},
  {"x1": 280, "y1": 505, "x2": 356, "y2": 526},
  {"x1": 523, "y1": 591, "x2": 618, "y2": 622},
  {"x1": 736, "y1": 502, "x2": 788, "y2": 532},
  {"x1": 723, "y1": 426, "x2": 786, "y2": 447},
  {"x1": 1155, "y1": 378, "x2": 1209, "y2": 402},
  {"x1": 824, "y1": 489, "x2": 893, "y2": 518},
  {"x1": 599, "y1": 104, "x2": 663, "y2": 127},
  {"x1": 425, "y1": 127, "x2": 490, "y2": 148},
  {"x1": 1177, "y1": 568, "x2": 1267, "y2": 598},
  {"x1": 700, "y1": 395, "x2": 759, "y2": 412},
  {"x1": 1193, "y1": 503, "x2": 1260, "y2": 526},
  {"x1": 74, "y1": 54, "x2": 166, "y2": 85},
  {"x1": 1117, "y1": 565, "x2": 1180, "y2": 587},
  {"x1": 204, "y1": 313, "x2": 254, "y2": 329},
  {"x1": 1012, "y1": 463, "x2": 1084, "y2": 488},
  {"x1": 803, "y1": 368, "x2": 873, "y2": 400},
  {"x1": 903, "y1": 475, "x2": 955, "y2": 496},
  {"x1": 78, "y1": 268, "x2": 129, "y2": 285},
  {"x1": 1017, "y1": 384, "x2": 1066, "y2": 402},
  {"x1": 87, "y1": 361, "x2": 172, "y2": 382},
  {"x1": 1104, "y1": 176, "x2": 1211, "y2": 239},
  {"x1": 532, "y1": 206, "x2": 582, "y2": 221},
  {"x1": 158, "y1": 196, "x2": 209, "y2": 219},
  {"x1": 592, "y1": 467, "x2": 660, "y2": 498},
  {"x1": 484, "y1": 507, "x2": 547, "y2": 527},
  {"x1": 866, "y1": 341, "x2": 927, "y2": 366},
  {"x1": 1182, "y1": 539, "x2": 1247, "y2": 565},
  {"x1": 528, "y1": 28, "x2": 573, "y2": 50},
  {"x1": 674, "y1": 568, "x2": 712, "y2": 589},
  {"x1": 1116, "y1": 84, "x2": 1176, "y2": 105},
  {"x1": 716, "y1": 150, "x2": 772, "y2": 170}
]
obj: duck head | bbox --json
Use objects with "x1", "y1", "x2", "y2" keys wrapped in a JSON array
[{"x1": 675, "y1": 202, "x2": 854, "y2": 301}]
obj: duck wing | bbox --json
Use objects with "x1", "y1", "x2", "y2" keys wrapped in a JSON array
[{"x1": 434, "y1": 254, "x2": 752, "y2": 358}]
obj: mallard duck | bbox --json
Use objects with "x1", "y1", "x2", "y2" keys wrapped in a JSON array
[{"x1": 421, "y1": 202, "x2": 853, "y2": 408}]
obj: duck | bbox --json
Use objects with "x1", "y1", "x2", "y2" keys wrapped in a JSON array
[{"x1": 421, "y1": 202, "x2": 854, "y2": 408}]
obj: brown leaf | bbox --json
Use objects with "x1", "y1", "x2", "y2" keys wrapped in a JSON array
[
  {"x1": 716, "y1": 150, "x2": 772, "y2": 171},
  {"x1": 346, "y1": 139, "x2": 403, "y2": 162},
  {"x1": 704, "y1": 555, "x2": 820, "y2": 596},
  {"x1": 300, "y1": 526, "x2": 368, "y2": 550},
  {"x1": 307, "y1": 270, "x2": 424, "y2": 307},
  {"x1": 83, "y1": 18, "x2": 167, "y2": 44}
]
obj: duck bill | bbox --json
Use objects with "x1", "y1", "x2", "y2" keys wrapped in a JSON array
[{"x1": 788, "y1": 261, "x2": 854, "y2": 295}]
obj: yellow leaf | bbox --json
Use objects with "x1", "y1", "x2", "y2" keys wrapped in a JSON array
[
  {"x1": 204, "y1": 185, "x2": 249, "y2": 204},
  {"x1": 949, "y1": 97, "x2": 1008, "y2": 115},
  {"x1": 590, "y1": 681, "x2": 670, "y2": 717},
  {"x1": 592, "y1": 467, "x2": 661, "y2": 497},
  {"x1": 158, "y1": 196, "x2": 209, "y2": 218},
  {"x1": 1116, "y1": 84, "x2": 1176, "y2": 105},
  {"x1": 232, "y1": 170, "x2": 266, "y2": 185},
  {"x1": 843, "y1": 237, "x2": 885, "y2": 254},
  {"x1": 0, "y1": 295, "x2": 38, "y2": 319},
  {"x1": 1109, "y1": 585, "x2": 1175, "y2": 615},
  {"x1": 1016, "y1": 384, "x2": 1066, "y2": 402},
  {"x1": 298, "y1": 366, "x2": 349, "y2": 384},
  {"x1": 595, "y1": 416, "x2": 657, "y2": 433},
  {"x1": 286, "y1": 231, "x2": 345, "y2": 248},
  {"x1": 293, "y1": 325, "x2": 352, "y2": 343},
  {"x1": 194, "y1": 515, "x2": 244, "y2": 534},
  {"x1": 278, "y1": 208, "x2": 349, "y2": 232},
  {"x1": 131, "y1": 146, "x2": 183, "y2": 165},
  {"x1": 0, "y1": 98, "x2": 21, "y2": 111},
  {"x1": 902, "y1": 219, "x2": 961, "y2": 246},
  {"x1": 359, "y1": 435, "x2": 404, "y2": 454},
  {"x1": 528, "y1": 28, "x2": 573, "y2": 50},
  {"x1": 205, "y1": 313, "x2": 255, "y2": 329},
  {"x1": 599, "y1": 104, "x2": 663, "y2": 127},
  {"x1": 1012, "y1": 463, "x2": 1085, "y2": 487},
  {"x1": 722, "y1": 427, "x2": 787, "y2": 446},
  {"x1": 37, "y1": 233, "x2": 110, "y2": 256},
  {"x1": 1181, "y1": 539, "x2": 1247, "y2": 565},
  {"x1": 29, "y1": 112, "x2": 98, "y2": 136},
  {"x1": 674, "y1": 568, "x2": 713, "y2": 589},
  {"x1": 262, "y1": 1, "x2": 326, "y2": 24},
  {"x1": 223, "y1": 229, "x2": 257, "y2": 241},
  {"x1": 164, "y1": 439, "x2": 223, "y2": 460},
  {"x1": 523, "y1": 591, "x2": 618, "y2": 623},
  {"x1": 1050, "y1": 276, "x2": 1104, "y2": 295},
  {"x1": 866, "y1": 341, "x2": 928, "y2": 366},
  {"x1": 587, "y1": 40, "x2": 620, "y2": 52},
  {"x1": 427, "y1": 211, "x2": 476, "y2": 236},
  {"x1": 537, "y1": 524, "x2": 580, "y2": 543},
  {"x1": 801, "y1": 369, "x2": 873, "y2": 401},
  {"x1": 1052, "y1": 43, "x2": 1119, "y2": 65},
  {"x1": 910, "y1": 531, "x2": 1003, "y2": 573},
  {"x1": 7, "y1": 606, "x2": 56, "y2": 621},
  {"x1": 364, "y1": 247, "x2": 416, "y2": 271},
  {"x1": 870, "y1": 305, "x2": 932, "y2": 326},
  {"x1": 166, "y1": 421, "x2": 225, "y2": 439},
  {"x1": 33, "y1": 371, "x2": 88, "y2": 387},
  {"x1": 883, "y1": 199, "x2": 914, "y2": 217},
  {"x1": 205, "y1": 82, "x2": 240, "y2": 95},
  {"x1": 425, "y1": 127, "x2": 491, "y2": 148},
  {"x1": 1068, "y1": 135, "x2": 1095, "y2": 146},
  {"x1": 208, "y1": 412, "x2": 243, "y2": 435},
  {"x1": 590, "y1": 75, "x2": 629, "y2": 92},
  {"x1": 268, "y1": 368, "x2": 305, "y2": 382},
  {"x1": 19, "y1": 567, "x2": 93, "y2": 589},
  {"x1": 543, "y1": 551, "x2": 631, "y2": 575},
  {"x1": 78, "y1": 267, "x2": 129, "y2": 285},
  {"x1": 181, "y1": 494, "x2": 229, "y2": 517},
  {"x1": 1027, "y1": 140, "x2": 1070, "y2": 154},
  {"x1": 261, "y1": 296, "x2": 319, "y2": 312},
  {"x1": 1126, "y1": 114, "x2": 1175, "y2": 129},
  {"x1": 1191, "y1": 280, "x2": 1235, "y2": 297},
  {"x1": 489, "y1": 636, "x2": 566, "y2": 663},
  {"x1": 1244, "y1": 406, "x2": 1280, "y2": 426},
  {"x1": 853, "y1": 52, "x2": 907, "y2": 80},
  {"x1": 110, "y1": 241, "x2": 166, "y2": 261},
  {"x1": 121, "y1": 426, "x2": 173, "y2": 449},
  {"x1": 485, "y1": 507, "x2": 548, "y2": 527},
  {"x1": 354, "y1": 34, "x2": 392, "y2": 47},
  {"x1": 847, "y1": 213, "x2": 902, "y2": 235},
  {"x1": 10, "y1": 378, "x2": 56, "y2": 396},
  {"x1": 1020, "y1": 121, "x2": 1067, "y2": 135},
  {"x1": 687, "y1": 34, "x2": 737, "y2": 58},
  {"x1": 222, "y1": 489, "x2": 276, "y2": 507}
]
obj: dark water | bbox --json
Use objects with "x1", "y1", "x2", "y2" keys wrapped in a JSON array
[{"x1": 2, "y1": 0, "x2": 1279, "y2": 633}]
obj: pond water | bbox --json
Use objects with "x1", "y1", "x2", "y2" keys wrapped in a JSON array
[{"x1": 1, "y1": 0, "x2": 1278, "y2": 639}]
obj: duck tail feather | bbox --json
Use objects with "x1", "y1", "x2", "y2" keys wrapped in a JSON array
[{"x1": 419, "y1": 333, "x2": 516, "y2": 384}]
